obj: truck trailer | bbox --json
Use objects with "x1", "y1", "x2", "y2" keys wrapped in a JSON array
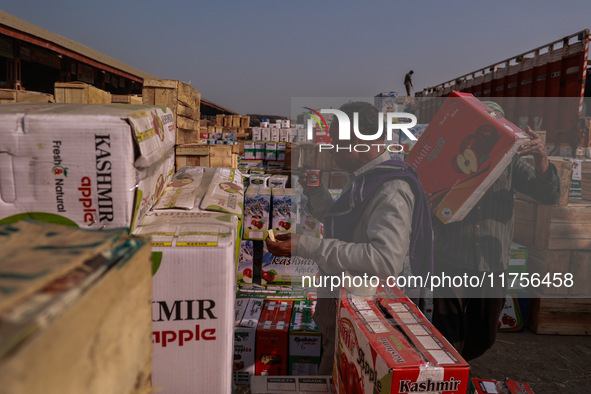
[{"x1": 417, "y1": 30, "x2": 591, "y2": 157}]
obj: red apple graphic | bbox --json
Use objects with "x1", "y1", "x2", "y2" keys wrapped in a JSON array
[{"x1": 452, "y1": 149, "x2": 479, "y2": 175}]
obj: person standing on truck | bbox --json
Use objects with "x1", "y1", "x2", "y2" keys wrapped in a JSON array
[
  {"x1": 430, "y1": 102, "x2": 561, "y2": 361},
  {"x1": 404, "y1": 70, "x2": 414, "y2": 96},
  {"x1": 266, "y1": 101, "x2": 434, "y2": 375}
]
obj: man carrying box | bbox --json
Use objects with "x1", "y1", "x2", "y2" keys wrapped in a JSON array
[
  {"x1": 266, "y1": 101, "x2": 434, "y2": 374},
  {"x1": 430, "y1": 102, "x2": 560, "y2": 361}
]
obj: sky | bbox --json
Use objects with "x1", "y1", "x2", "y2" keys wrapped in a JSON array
[{"x1": 3, "y1": 1, "x2": 591, "y2": 117}]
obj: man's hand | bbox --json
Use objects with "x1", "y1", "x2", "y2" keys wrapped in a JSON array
[
  {"x1": 517, "y1": 126, "x2": 550, "y2": 176},
  {"x1": 265, "y1": 233, "x2": 300, "y2": 257},
  {"x1": 298, "y1": 170, "x2": 319, "y2": 194}
]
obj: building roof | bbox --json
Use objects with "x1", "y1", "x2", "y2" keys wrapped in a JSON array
[
  {"x1": 0, "y1": 10, "x2": 158, "y2": 81},
  {"x1": 0, "y1": 11, "x2": 242, "y2": 114}
]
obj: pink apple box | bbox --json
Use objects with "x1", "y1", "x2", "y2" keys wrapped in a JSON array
[{"x1": 406, "y1": 92, "x2": 530, "y2": 223}]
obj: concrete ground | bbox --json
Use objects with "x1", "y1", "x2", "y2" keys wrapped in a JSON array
[{"x1": 470, "y1": 331, "x2": 591, "y2": 393}]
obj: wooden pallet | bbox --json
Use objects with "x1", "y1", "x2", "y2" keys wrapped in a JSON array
[
  {"x1": 528, "y1": 297, "x2": 591, "y2": 335},
  {"x1": 54, "y1": 82, "x2": 111, "y2": 104}
]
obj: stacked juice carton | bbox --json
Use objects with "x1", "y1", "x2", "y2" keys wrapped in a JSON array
[
  {"x1": 239, "y1": 185, "x2": 319, "y2": 286},
  {"x1": 133, "y1": 166, "x2": 244, "y2": 394},
  {"x1": 233, "y1": 299, "x2": 321, "y2": 383},
  {"x1": 240, "y1": 119, "x2": 307, "y2": 172}
]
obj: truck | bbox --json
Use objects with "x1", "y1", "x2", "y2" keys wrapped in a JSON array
[{"x1": 417, "y1": 29, "x2": 591, "y2": 157}]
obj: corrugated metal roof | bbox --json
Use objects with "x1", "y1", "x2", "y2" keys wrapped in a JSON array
[{"x1": 0, "y1": 10, "x2": 158, "y2": 80}]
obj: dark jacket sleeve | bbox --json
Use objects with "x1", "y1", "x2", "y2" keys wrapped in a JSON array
[{"x1": 512, "y1": 156, "x2": 561, "y2": 205}]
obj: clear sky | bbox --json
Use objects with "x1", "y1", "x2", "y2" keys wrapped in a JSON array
[{"x1": 3, "y1": 1, "x2": 591, "y2": 116}]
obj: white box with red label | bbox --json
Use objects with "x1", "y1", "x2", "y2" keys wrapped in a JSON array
[
  {"x1": 405, "y1": 92, "x2": 530, "y2": 223},
  {"x1": 334, "y1": 286, "x2": 469, "y2": 394},
  {"x1": 133, "y1": 210, "x2": 239, "y2": 394},
  {"x1": 0, "y1": 103, "x2": 175, "y2": 229}
]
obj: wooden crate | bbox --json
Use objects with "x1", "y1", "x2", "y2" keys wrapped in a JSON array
[
  {"x1": 216, "y1": 114, "x2": 225, "y2": 126},
  {"x1": 525, "y1": 247, "x2": 571, "y2": 295},
  {"x1": 570, "y1": 251, "x2": 591, "y2": 296},
  {"x1": 54, "y1": 82, "x2": 111, "y2": 104},
  {"x1": 111, "y1": 94, "x2": 143, "y2": 104},
  {"x1": 0, "y1": 88, "x2": 54, "y2": 103},
  {"x1": 515, "y1": 156, "x2": 573, "y2": 206},
  {"x1": 534, "y1": 201, "x2": 591, "y2": 249},
  {"x1": 175, "y1": 145, "x2": 237, "y2": 170},
  {"x1": 231, "y1": 115, "x2": 241, "y2": 128},
  {"x1": 142, "y1": 79, "x2": 201, "y2": 145},
  {"x1": 240, "y1": 116, "x2": 250, "y2": 128},
  {"x1": 223, "y1": 115, "x2": 233, "y2": 128},
  {"x1": 528, "y1": 297, "x2": 591, "y2": 335},
  {"x1": 513, "y1": 199, "x2": 537, "y2": 246},
  {"x1": 0, "y1": 237, "x2": 153, "y2": 394}
]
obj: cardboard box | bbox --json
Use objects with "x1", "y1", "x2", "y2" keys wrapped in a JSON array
[
  {"x1": 244, "y1": 185, "x2": 271, "y2": 240},
  {"x1": 280, "y1": 129, "x2": 290, "y2": 142},
  {"x1": 266, "y1": 142, "x2": 278, "y2": 161},
  {"x1": 237, "y1": 286, "x2": 310, "y2": 302},
  {"x1": 262, "y1": 128, "x2": 271, "y2": 141},
  {"x1": 133, "y1": 210, "x2": 239, "y2": 394},
  {"x1": 261, "y1": 247, "x2": 319, "y2": 285},
  {"x1": 289, "y1": 301, "x2": 321, "y2": 375},
  {"x1": 250, "y1": 174, "x2": 271, "y2": 187},
  {"x1": 271, "y1": 128, "x2": 280, "y2": 142},
  {"x1": 508, "y1": 243, "x2": 528, "y2": 292},
  {"x1": 256, "y1": 301, "x2": 293, "y2": 376},
  {"x1": 238, "y1": 240, "x2": 318, "y2": 286},
  {"x1": 250, "y1": 376, "x2": 333, "y2": 394},
  {"x1": 498, "y1": 296, "x2": 527, "y2": 332},
  {"x1": 238, "y1": 240, "x2": 256, "y2": 285},
  {"x1": 471, "y1": 378, "x2": 536, "y2": 394},
  {"x1": 406, "y1": 92, "x2": 530, "y2": 223},
  {"x1": 252, "y1": 128, "x2": 262, "y2": 141},
  {"x1": 271, "y1": 188, "x2": 299, "y2": 235},
  {"x1": 299, "y1": 214, "x2": 324, "y2": 239},
  {"x1": 471, "y1": 379, "x2": 502, "y2": 393},
  {"x1": 0, "y1": 103, "x2": 175, "y2": 229},
  {"x1": 269, "y1": 175, "x2": 289, "y2": 189},
  {"x1": 335, "y1": 287, "x2": 469, "y2": 394},
  {"x1": 0, "y1": 221, "x2": 152, "y2": 394},
  {"x1": 234, "y1": 298, "x2": 265, "y2": 386}
]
